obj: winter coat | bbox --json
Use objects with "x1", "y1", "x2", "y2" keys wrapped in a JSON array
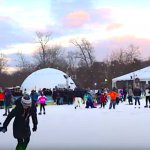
[
  {"x1": 33, "y1": 92, "x2": 39, "y2": 101},
  {"x1": 0, "y1": 93, "x2": 4, "y2": 101},
  {"x1": 106, "y1": 92, "x2": 119, "y2": 100},
  {"x1": 4, "y1": 92, "x2": 12, "y2": 106},
  {"x1": 3, "y1": 97, "x2": 38, "y2": 139},
  {"x1": 133, "y1": 88, "x2": 141, "y2": 96},
  {"x1": 128, "y1": 88, "x2": 133, "y2": 96},
  {"x1": 36, "y1": 96, "x2": 47, "y2": 104},
  {"x1": 100, "y1": 94, "x2": 107, "y2": 102},
  {"x1": 123, "y1": 89, "x2": 127, "y2": 95}
]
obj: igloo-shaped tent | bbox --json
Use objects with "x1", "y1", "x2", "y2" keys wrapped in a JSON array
[{"x1": 21, "y1": 68, "x2": 76, "y2": 93}]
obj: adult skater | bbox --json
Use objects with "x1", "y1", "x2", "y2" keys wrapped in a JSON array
[
  {"x1": 0, "y1": 94, "x2": 38, "y2": 150},
  {"x1": 74, "y1": 90, "x2": 82, "y2": 109},
  {"x1": 133, "y1": 86, "x2": 141, "y2": 108},
  {"x1": 107, "y1": 90, "x2": 119, "y2": 109},
  {"x1": 144, "y1": 85, "x2": 150, "y2": 108},
  {"x1": 128, "y1": 85, "x2": 133, "y2": 105},
  {"x1": 3, "y1": 90, "x2": 12, "y2": 116}
]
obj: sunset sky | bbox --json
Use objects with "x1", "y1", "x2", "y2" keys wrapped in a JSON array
[{"x1": 0, "y1": 0, "x2": 150, "y2": 72}]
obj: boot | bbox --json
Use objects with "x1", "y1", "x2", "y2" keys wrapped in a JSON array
[
  {"x1": 3, "y1": 113, "x2": 7, "y2": 116},
  {"x1": 38, "y1": 112, "x2": 42, "y2": 115},
  {"x1": 144, "y1": 105, "x2": 148, "y2": 108},
  {"x1": 43, "y1": 112, "x2": 46, "y2": 115}
]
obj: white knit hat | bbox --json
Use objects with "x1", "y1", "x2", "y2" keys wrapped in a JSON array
[{"x1": 21, "y1": 94, "x2": 32, "y2": 107}]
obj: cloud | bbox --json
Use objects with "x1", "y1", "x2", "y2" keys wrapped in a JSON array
[
  {"x1": 0, "y1": 16, "x2": 34, "y2": 49},
  {"x1": 63, "y1": 11, "x2": 90, "y2": 27},
  {"x1": 106, "y1": 23, "x2": 123, "y2": 31}
]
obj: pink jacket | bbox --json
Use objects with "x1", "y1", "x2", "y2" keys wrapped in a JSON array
[{"x1": 36, "y1": 96, "x2": 47, "y2": 104}]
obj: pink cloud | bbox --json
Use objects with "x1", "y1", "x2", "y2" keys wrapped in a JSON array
[
  {"x1": 106, "y1": 23, "x2": 123, "y2": 31},
  {"x1": 63, "y1": 11, "x2": 90, "y2": 27},
  {"x1": 93, "y1": 35, "x2": 150, "y2": 60}
]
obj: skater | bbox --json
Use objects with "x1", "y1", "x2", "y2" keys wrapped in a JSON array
[
  {"x1": 133, "y1": 86, "x2": 141, "y2": 108},
  {"x1": 3, "y1": 90, "x2": 12, "y2": 116},
  {"x1": 107, "y1": 90, "x2": 119, "y2": 109},
  {"x1": 0, "y1": 94, "x2": 38, "y2": 150},
  {"x1": 85, "y1": 98, "x2": 96, "y2": 108},
  {"x1": 144, "y1": 85, "x2": 150, "y2": 108},
  {"x1": 93, "y1": 99, "x2": 98, "y2": 107},
  {"x1": 0, "y1": 91, "x2": 4, "y2": 109},
  {"x1": 123, "y1": 87, "x2": 127, "y2": 101},
  {"x1": 36, "y1": 93, "x2": 47, "y2": 115},
  {"x1": 128, "y1": 85, "x2": 133, "y2": 105},
  {"x1": 119, "y1": 90, "x2": 124, "y2": 102},
  {"x1": 100, "y1": 92, "x2": 107, "y2": 108},
  {"x1": 74, "y1": 97, "x2": 83, "y2": 109},
  {"x1": 74, "y1": 90, "x2": 82, "y2": 109}
]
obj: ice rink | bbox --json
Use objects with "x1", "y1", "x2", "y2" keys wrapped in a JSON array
[{"x1": 0, "y1": 100, "x2": 150, "y2": 150}]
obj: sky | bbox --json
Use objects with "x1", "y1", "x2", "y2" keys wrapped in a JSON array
[{"x1": 0, "y1": 0, "x2": 150, "y2": 72}]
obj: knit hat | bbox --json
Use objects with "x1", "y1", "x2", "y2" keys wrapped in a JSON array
[{"x1": 21, "y1": 94, "x2": 32, "y2": 107}]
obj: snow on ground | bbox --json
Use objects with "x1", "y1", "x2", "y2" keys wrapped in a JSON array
[{"x1": 0, "y1": 100, "x2": 150, "y2": 150}]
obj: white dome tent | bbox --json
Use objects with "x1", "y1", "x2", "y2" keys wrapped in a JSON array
[
  {"x1": 21, "y1": 68, "x2": 76, "y2": 93},
  {"x1": 112, "y1": 66, "x2": 150, "y2": 87}
]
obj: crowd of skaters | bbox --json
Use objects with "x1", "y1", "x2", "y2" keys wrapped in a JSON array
[{"x1": 0, "y1": 84, "x2": 150, "y2": 150}]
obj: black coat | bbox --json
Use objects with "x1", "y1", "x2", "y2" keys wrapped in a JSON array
[
  {"x1": 133, "y1": 88, "x2": 141, "y2": 96},
  {"x1": 3, "y1": 97, "x2": 38, "y2": 139}
]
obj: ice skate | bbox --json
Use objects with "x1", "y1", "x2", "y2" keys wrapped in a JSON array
[
  {"x1": 3, "y1": 113, "x2": 7, "y2": 116},
  {"x1": 144, "y1": 105, "x2": 148, "y2": 108},
  {"x1": 43, "y1": 112, "x2": 46, "y2": 115},
  {"x1": 38, "y1": 112, "x2": 42, "y2": 115}
]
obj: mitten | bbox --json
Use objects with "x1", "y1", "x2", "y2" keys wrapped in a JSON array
[{"x1": 0, "y1": 127, "x2": 7, "y2": 133}]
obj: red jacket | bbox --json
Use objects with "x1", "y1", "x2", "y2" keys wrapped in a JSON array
[
  {"x1": 101, "y1": 94, "x2": 107, "y2": 102},
  {"x1": 0, "y1": 93, "x2": 4, "y2": 101}
]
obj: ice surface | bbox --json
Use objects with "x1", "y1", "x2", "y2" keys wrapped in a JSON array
[{"x1": 0, "y1": 100, "x2": 150, "y2": 150}]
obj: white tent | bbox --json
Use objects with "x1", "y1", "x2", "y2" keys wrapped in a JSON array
[
  {"x1": 21, "y1": 68, "x2": 76, "y2": 93},
  {"x1": 112, "y1": 66, "x2": 150, "y2": 87}
]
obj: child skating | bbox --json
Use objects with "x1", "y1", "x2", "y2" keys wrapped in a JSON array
[{"x1": 36, "y1": 94, "x2": 47, "y2": 115}]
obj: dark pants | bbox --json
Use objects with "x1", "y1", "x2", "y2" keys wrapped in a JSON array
[
  {"x1": 128, "y1": 96, "x2": 133, "y2": 104},
  {"x1": 101, "y1": 102, "x2": 105, "y2": 108},
  {"x1": 135, "y1": 97, "x2": 140, "y2": 105},
  {"x1": 40, "y1": 104, "x2": 45, "y2": 112},
  {"x1": 123, "y1": 94, "x2": 127, "y2": 101},
  {"x1": 145, "y1": 96, "x2": 150, "y2": 106},
  {"x1": 5, "y1": 106, "x2": 10, "y2": 114},
  {"x1": 0, "y1": 101, "x2": 4, "y2": 108},
  {"x1": 16, "y1": 138, "x2": 30, "y2": 150},
  {"x1": 116, "y1": 97, "x2": 119, "y2": 105},
  {"x1": 109, "y1": 100, "x2": 116, "y2": 109}
]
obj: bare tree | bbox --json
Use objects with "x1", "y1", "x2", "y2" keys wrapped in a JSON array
[
  {"x1": 0, "y1": 53, "x2": 8, "y2": 73},
  {"x1": 36, "y1": 31, "x2": 52, "y2": 68},
  {"x1": 70, "y1": 37, "x2": 95, "y2": 67},
  {"x1": 34, "y1": 43, "x2": 65, "y2": 68},
  {"x1": 67, "y1": 51, "x2": 78, "y2": 72},
  {"x1": 125, "y1": 44, "x2": 141, "y2": 63},
  {"x1": 16, "y1": 50, "x2": 35, "y2": 73}
]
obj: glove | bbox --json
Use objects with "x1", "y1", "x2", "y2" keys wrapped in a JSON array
[
  {"x1": 32, "y1": 125, "x2": 37, "y2": 132},
  {"x1": 0, "y1": 127, "x2": 7, "y2": 133}
]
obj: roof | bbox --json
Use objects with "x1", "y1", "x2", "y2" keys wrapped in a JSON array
[
  {"x1": 112, "y1": 66, "x2": 150, "y2": 82},
  {"x1": 21, "y1": 68, "x2": 76, "y2": 92}
]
